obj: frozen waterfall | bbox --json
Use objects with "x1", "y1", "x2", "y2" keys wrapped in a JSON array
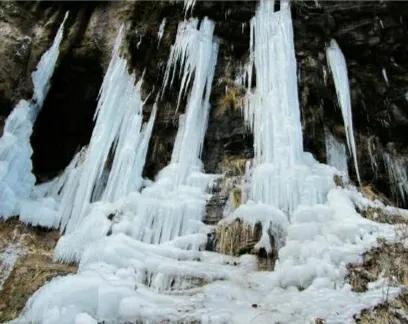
[
  {"x1": 54, "y1": 17, "x2": 218, "y2": 264},
  {"x1": 0, "y1": 13, "x2": 68, "y2": 218},
  {"x1": 55, "y1": 26, "x2": 156, "y2": 234},
  {"x1": 13, "y1": 2, "x2": 401, "y2": 324},
  {"x1": 244, "y1": 0, "x2": 333, "y2": 213},
  {"x1": 109, "y1": 17, "x2": 219, "y2": 246}
]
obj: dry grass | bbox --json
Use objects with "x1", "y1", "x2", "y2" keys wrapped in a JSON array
[
  {"x1": 215, "y1": 219, "x2": 262, "y2": 257},
  {"x1": 218, "y1": 157, "x2": 248, "y2": 176},
  {"x1": 347, "y1": 239, "x2": 408, "y2": 323},
  {"x1": 215, "y1": 87, "x2": 244, "y2": 118},
  {"x1": 0, "y1": 218, "x2": 76, "y2": 322}
]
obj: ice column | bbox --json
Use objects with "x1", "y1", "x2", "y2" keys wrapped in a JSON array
[
  {"x1": 244, "y1": 1, "x2": 332, "y2": 213},
  {"x1": 126, "y1": 18, "x2": 218, "y2": 245},
  {"x1": 326, "y1": 39, "x2": 361, "y2": 184},
  {"x1": 162, "y1": 18, "x2": 218, "y2": 187},
  {"x1": 59, "y1": 27, "x2": 156, "y2": 233},
  {"x1": 0, "y1": 13, "x2": 68, "y2": 218}
]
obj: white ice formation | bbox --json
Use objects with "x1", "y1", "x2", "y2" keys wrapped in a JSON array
[
  {"x1": 383, "y1": 152, "x2": 408, "y2": 206},
  {"x1": 326, "y1": 39, "x2": 361, "y2": 185},
  {"x1": 243, "y1": 0, "x2": 334, "y2": 214},
  {"x1": 325, "y1": 129, "x2": 349, "y2": 177},
  {"x1": 184, "y1": 0, "x2": 196, "y2": 15},
  {"x1": 157, "y1": 18, "x2": 166, "y2": 46},
  {"x1": 0, "y1": 13, "x2": 68, "y2": 219}
]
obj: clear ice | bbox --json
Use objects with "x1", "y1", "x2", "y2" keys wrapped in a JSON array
[
  {"x1": 383, "y1": 152, "x2": 408, "y2": 205},
  {"x1": 325, "y1": 129, "x2": 349, "y2": 177}
]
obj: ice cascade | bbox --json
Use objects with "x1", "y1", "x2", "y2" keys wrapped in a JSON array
[
  {"x1": 57, "y1": 27, "x2": 156, "y2": 234},
  {"x1": 48, "y1": 27, "x2": 158, "y2": 262},
  {"x1": 243, "y1": 0, "x2": 334, "y2": 213},
  {"x1": 14, "y1": 3, "x2": 401, "y2": 324},
  {"x1": 0, "y1": 13, "x2": 68, "y2": 218},
  {"x1": 18, "y1": 16, "x2": 226, "y2": 323}
]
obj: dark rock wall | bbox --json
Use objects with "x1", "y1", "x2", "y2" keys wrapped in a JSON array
[
  {"x1": 293, "y1": 1, "x2": 408, "y2": 205},
  {"x1": 0, "y1": 1, "x2": 407, "y2": 206}
]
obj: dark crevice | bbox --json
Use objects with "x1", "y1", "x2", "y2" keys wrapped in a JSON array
[{"x1": 31, "y1": 53, "x2": 103, "y2": 182}]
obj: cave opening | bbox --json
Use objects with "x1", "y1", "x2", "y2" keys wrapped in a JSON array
[{"x1": 31, "y1": 53, "x2": 103, "y2": 182}]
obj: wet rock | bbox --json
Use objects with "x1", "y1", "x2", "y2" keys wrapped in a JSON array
[
  {"x1": 214, "y1": 219, "x2": 262, "y2": 256},
  {"x1": 212, "y1": 218, "x2": 276, "y2": 270}
]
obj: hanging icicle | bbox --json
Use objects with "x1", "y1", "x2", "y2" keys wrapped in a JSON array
[
  {"x1": 184, "y1": 0, "x2": 196, "y2": 15},
  {"x1": 326, "y1": 39, "x2": 361, "y2": 185},
  {"x1": 157, "y1": 18, "x2": 166, "y2": 47}
]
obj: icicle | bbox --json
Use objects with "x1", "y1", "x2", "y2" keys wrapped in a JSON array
[
  {"x1": 184, "y1": 0, "x2": 196, "y2": 15},
  {"x1": 326, "y1": 39, "x2": 361, "y2": 185},
  {"x1": 161, "y1": 18, "x2": 199, "y2": 105},
  {"x1": 0, "y1": 13, "x2": 68, "y2": 218},
  {"x1": 367, "y1": 136, "x2": 378, "y2": 175},
  {"x1": 51, "y1": 20, "x2": 218, "y2": 261},
  {"x1": 102, "y1": 103, "x2": 157, "y2": 202},
  {"x1": 32, "y1": 12, "x2": 69, "y2": 110},
  {"x1": 157, "y1": 18, "x2": 166, "y2": 47},
  {"x1": 382, "y1": 67, "x2": 389, "y2": 86},
  {"x1": 325, "y1": 130, "x2": 349, "y2": 178},
  {"x1": 383, "y1": 152, "x2": 408, "y2": 205}
]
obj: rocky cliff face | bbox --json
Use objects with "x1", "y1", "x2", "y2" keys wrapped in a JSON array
[{"x1": 1, "y1": 1, "x2": 407, "y2": 206}]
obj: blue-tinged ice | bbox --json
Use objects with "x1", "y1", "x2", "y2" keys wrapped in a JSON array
[{"x1": 0, "y1": 13, "x2": 68, "y2": 218}]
